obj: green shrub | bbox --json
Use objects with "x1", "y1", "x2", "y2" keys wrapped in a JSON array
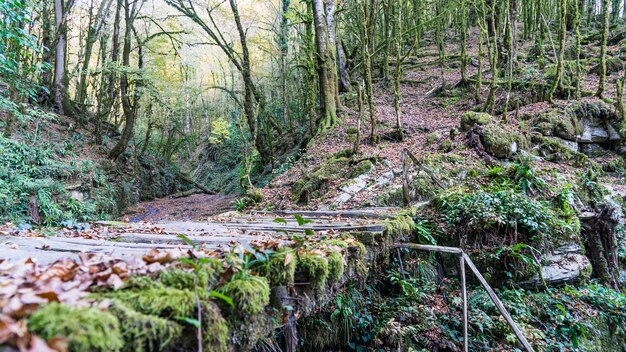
[{"x1": 435, "y1": 188, "x2": 579, "y2": 247}]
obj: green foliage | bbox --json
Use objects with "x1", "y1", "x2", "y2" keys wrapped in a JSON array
[
  {"x1": 0, "y1": 0, "x2": 49, "y2": 106},
  {"x1": 0, "y1": 136, "x2": 117, "y2": 224},
  {"x1": 28, "y1": 303, "x2": 123, "y2": 352},
  {"x1": 208, "y1": 117, "x2": 231, "y2": 144},
  {"x1": 435, "y1": 187, "x2": 578, "y2": 247}
]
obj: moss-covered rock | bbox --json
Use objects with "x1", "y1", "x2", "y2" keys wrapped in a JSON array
[
  {"x1": 438, "y1": 140, "x2": 453, "y2": 152},
  {"x1": 28, "y1": 303, "x2": 124, "y2": 352},
  {"x1": 105, "y1": 286, "x2": 195, "y2": 319},
  {"x1": 426, "y1": 132, "x2": 439, "y2": 144},
  {"x1": 350, "y1": 160, "x2": 374, "y2": 178},
  {"x1": 531, "y1": 135, "x2": 588, "y2": 166},
  {"x1": 297, "y1": 252, "x2": 330, "y2": 291},
  {"x1": 257, "y1": 247, "x2": 297, "y2": 286},
  {"x1": 532, "y1": 106, "x2": 582, "y2": 142},
  {"x1": 108, "y1": 300, "x2": 183, "y2": 352},
  {"x1": 461, "y1": 112, "x2": 492, "y2": 131},
  {"x1": 327, "y1": 251, "x2": 345, "y2": 283},
  {"x1": 481, "y1": 124, "x2": 528, "y2": 158},
  {"x1": 216, "y1": 274, "x2": 270, "y2": 316}
]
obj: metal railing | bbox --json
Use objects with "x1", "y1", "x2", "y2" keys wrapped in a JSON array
[{"x1": 393, "y1": 243, "x2": 535, "y2": 352}]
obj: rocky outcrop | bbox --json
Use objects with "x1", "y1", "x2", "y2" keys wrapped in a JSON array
[
  {"x1": 524, "y1": 243, "x2": 592, "y2": 287},
  {"x1": 532, "y1": 101, "x2": 624, "y2": 145}
]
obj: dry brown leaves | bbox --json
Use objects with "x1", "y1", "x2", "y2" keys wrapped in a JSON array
[{"x1": 0, "y1": 246, "x2": 190, "y2": 351}]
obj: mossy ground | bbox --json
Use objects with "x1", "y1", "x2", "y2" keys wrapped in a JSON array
[{"x1": 28, "y1": 303, "x2": 124, "y2": 352}]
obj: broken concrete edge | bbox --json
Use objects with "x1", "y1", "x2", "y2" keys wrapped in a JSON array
[{"x1": 3, "y1": 213, "x2": 417, "y2": 352}]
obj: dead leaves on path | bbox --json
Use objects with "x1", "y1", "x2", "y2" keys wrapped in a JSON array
[{"x1": 0, "y1": 248, "x2": 186, "y2": 352}]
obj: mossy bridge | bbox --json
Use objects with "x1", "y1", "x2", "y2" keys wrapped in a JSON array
[{"x1": 0, "y1": 209, "x2": 532, "y2": 351}]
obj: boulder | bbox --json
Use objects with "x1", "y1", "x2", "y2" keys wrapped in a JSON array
[
  {"x1": 524, "y1": 243, "x2": 592, "y2": 287},
  {"x1": 481, "y1": 125, "x2": 527, "y2": 158},
  {"x1": 460, "y1": 112, "x2": 492, "y2": 131}
]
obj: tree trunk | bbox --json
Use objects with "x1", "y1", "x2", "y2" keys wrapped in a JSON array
[
  {"x1": 549, "y1": 0, "x2": 567, "y2": 101},
  {"x1": 311, "y1": 0, "x2": 338, "y2": 132},
  {"x1": 596, "y1": 0, "x2": 609, "y2": 97},
  {"x1": 53, "y1": 0, "x2": 66, "y2": 114},
  {"x1": 109, "y1": 0, "x2": 138, "y2": 159}
]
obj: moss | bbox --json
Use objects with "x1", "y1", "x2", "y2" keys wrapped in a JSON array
[
  {"x1": 327, "y1": 251, "x2": 345, "y2": 283},
  {"x1": 426, "y1": 132, "x2": 439, "y2": 144},
  {"x1": 533, "y1": 109, "x2": 582, "y2": 140},
  {"x1": 108, "y1": 299, "x2": 184, "y2": 352},
  {"x1": 383, "y1": 216, "x2": 416, "y2": 237},
  {"x1": 28, "y1": 303, "x2": 123, "y2": 352},
  {"x1": 159, "y1": 261, "x2": 221, "y2": 292},
  {"x1": 297, "y1": 252, "x2": 330, "y2": 291},
  {"x1": 123, "y1": 275, "x2": 164, "y2": 290},
  {"x1": 532, "y1": 135, "x2": 588, "y2": 166},
  {"x1": 481, "y1": 124, "x2": 528, "y2": 158},
  {"x1": 350, "y1": 160, "x2": 374, "y2": 178},
  {"x1": 438, "y1": 139, "x2": 453, "y2": 152},
  {"x1": 333, "y1": 148, "x2": 355, "y2": 159},
  {"x1": 216, "y1": 274, "x2": 270, "y2": 316},
  {"x1": 602, "y1": 157, "x2": 626, "y2": 173},
  {"x1": 346, "y1": 127, "x2": 359, "y2": 135},
  {"x1": 105, "y1": 287, "x2": 195, "y2": 319},
  {"x1": 258, "y1": 247, "x2": 297, "y2": 286},
  {"x1": 460, "y1": 111, "x2": 492, "y2": 131},
  {"x1": 199, "y1": 301, "x2": 230, "y2": 352},
  {"x1": 292, "y1": 157, "x2": 352, "y2": 204}
]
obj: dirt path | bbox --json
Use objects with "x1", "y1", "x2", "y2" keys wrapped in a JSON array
[{"x1": 122, "y1": 193, "x2": 237, "y2": 222}]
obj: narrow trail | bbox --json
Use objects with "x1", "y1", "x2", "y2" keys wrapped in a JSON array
[{"x1": 122, "y1": 193, "x2": 237, "y2": 222}]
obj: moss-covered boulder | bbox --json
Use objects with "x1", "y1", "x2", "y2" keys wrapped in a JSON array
[
  {"x1": 108, "y1": 300, "x2": 184, "y2": 352},
  {"x1": 533, "y1": 109, "x2": 583, "y2": 141},
  {"x1": 216, "y1": 275, "x2": 270, "y2": 316},
  {"x1": 28, "y1": 303, "x2": 124, "y2": 352},
  {"x1": 292, "y1": 157, "x2": 351, "y2": 204},
  {"x1": 461, "y1": 112, "x2": 493, "y2": 131},
  {"x1": 297, "y1": 252, "x2": 330, "y2": 292},
  {"x1": 350, "y1": 160, "x2": 374, "y2": 178},
  {"x1": 481, "y1": 125, "x2": 528, "y2": 158}
]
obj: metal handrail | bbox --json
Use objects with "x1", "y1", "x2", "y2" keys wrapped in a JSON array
[{"x1": 393, "y1": 242, "x2": 535, "y2": 352}]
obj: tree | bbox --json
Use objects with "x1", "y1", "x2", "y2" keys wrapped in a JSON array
[
  {"x1": 52, "y1": 0, "x2": 76, "y2": 115},
  {"x1": 548, "y1": 0, "x2": 567, "y2": 102},
  {"x1": 109, "y1": 0, "x2": 141, "y2": 159},
  {"x1": 596, "y1": 0, "x2": 609, "y2": 98},
  {"x1": 311, "y1": 0, "x2": 339, "y2": 132},
  {"x1": 166, "y1": 0, "x2": 278, "y2": 164},
  {"x1": 0, "y1": 0, "x2": 47, "y2": 137}
]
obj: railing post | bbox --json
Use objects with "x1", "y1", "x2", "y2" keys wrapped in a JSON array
[{"x1": 460, "y1": 255, "x2": 468, "y2": 352}]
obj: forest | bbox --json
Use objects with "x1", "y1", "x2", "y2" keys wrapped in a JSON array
[{"x1": 1, "y1": 0, "x2": 626, "y2": 351}]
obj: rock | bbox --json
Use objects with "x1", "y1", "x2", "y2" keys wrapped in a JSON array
[
  {"x1": 555, "y1": 137, "x2": 578, "y2": 152},
  {"x1": 460, "y1": 112, "x2": 492, "y2": 131},
  {"x1": 481, "y1": 125, "x2": 527, "y2": 159},
  {"x1": 579, "y1": 120, "x2": 609, "y2": 143},
  {"x1": 70, "y1": 191, "x2": 84, "y2": 202},
  {"x1": 524, "y1": 243, "x2": 592, "y2": 287},
  {"x1": 339, "y1": 175, "x2": 369, "y2": 194},
  {"x1": 369, "y1": 171, "x2": 394, "y2": 189},
  {"x1": 579, "y1": 143, "x2": 607, "y2": 157}
]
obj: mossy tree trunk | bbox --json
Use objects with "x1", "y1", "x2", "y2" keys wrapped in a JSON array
[
  {"x1": 548, "y1": 0, "x2": 567, "y2": 102},
  {"x1": 596, "y1": 0, "x2": 609, "y2": 98},
  {"x1": 311, "y1": 0, "x2": 338, "y2": 132}
]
